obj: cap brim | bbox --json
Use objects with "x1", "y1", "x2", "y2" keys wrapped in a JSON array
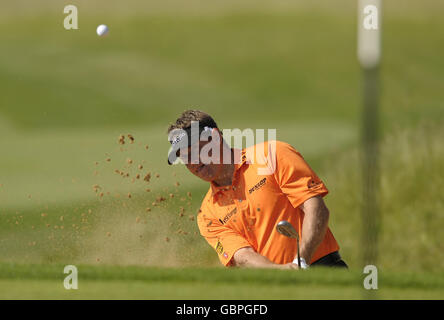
[
  {"x1": 167, "y1": 151, "x2": 176, "y2": 165},
  {"x1": 167, "y1": 125, "x2": 212, "y2": 165}
]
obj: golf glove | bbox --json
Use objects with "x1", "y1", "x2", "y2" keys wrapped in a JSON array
[{"x1": 293, "y1": 257, "x2": 309, "y2": 269}]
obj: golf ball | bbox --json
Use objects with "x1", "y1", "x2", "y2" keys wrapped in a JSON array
[{"x1": 96, "y1": 24, "x2": 109, "y2": 37}]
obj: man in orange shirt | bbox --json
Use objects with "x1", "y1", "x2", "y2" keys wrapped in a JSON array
[{"x1": 167, "y1": 110, "x2": 347, "y2": 269}]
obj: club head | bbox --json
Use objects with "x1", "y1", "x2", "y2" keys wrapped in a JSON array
[{"x1": 276, "y1": 220, "x2": 299, "y2": 240}]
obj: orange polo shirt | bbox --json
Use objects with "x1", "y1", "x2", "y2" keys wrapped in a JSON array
[{"x1": 197, "y1": 140, "x2": 339, "y2": 266}]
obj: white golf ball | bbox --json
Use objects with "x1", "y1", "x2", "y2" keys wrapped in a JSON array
[{"x1": 96, "y1": 24, "x2": 109, "y2": 37}]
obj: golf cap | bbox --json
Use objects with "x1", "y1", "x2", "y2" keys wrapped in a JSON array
[{"x1": 167, "y1": 124, "x2": 213, "y2": 165}]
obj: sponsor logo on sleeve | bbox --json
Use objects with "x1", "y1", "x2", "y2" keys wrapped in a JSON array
[
  {"x1": 307, "y1": 178, "x2": 322, "y2": 189},
  {"x1": 218, "y1": 207, "x2": 237, "y2": 225}
]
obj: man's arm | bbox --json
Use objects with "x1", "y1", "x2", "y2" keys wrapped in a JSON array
[
  {"x1": 232, "y1": 247, "x2": 298, "y2": 269},
  {"x1": 298, "y1": 195, "x2": 330, "y2": 264}
]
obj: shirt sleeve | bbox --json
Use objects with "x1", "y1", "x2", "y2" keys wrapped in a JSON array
[
  {"x1": 197, "y1": 205, "x2": 252, "y2": 267},
  {"x1": 273, "y1": 141, "x2": 329, "y2": 208}
]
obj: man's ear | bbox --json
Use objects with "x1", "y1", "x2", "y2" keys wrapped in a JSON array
[
  {"x1": 210, "y1": 128, "x2": 222, "y2": 142},
  {"x1": 215, "y1": 128, "x2": 228, "y2": 150},
  {"x1": 213, "y1": 128, "x2": 224, "y2": 137}
]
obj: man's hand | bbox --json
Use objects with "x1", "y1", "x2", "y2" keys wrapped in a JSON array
[
  {"x1": 282, "y1": 262, "x2": 300, "y2": 270},
  {"x1": 298, "y1": 195, "x2": 330, "y2": 264},
  {"x1": 232, "y1": 247, "x2": 299, "y2": 269}
]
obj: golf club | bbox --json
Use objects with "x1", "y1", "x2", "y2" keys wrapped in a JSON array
[{"x1": 276, "y1": 220, "x2": 301, "y2": 268}]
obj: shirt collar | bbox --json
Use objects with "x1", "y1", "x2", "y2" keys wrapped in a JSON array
[{"x1": 209, "y1": 148, "x2": 247, "y2": 201}]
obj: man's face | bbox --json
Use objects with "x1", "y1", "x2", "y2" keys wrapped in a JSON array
[{"x1": 178, "y1": 136, "x2": 225, "y2": 182}]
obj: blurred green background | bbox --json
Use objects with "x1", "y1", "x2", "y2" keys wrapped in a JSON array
[{"x1": 0, "y1": 0, "x2": 443, "y2": 299}]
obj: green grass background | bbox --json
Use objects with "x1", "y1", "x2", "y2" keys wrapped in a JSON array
[
  {"x1": 0, "y1": 0, "x2": 443, "y2": 299},
  {"x1": 1, "y1": 263, "x2": 443, "y2": 299}
]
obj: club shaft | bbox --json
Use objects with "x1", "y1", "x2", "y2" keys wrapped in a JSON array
[{"x1": 296, "y1": 238, "x2": 301, "y2": 268}]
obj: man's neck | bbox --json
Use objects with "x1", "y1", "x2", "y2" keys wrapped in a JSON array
[
  {"x1": 212, "y1": 163, "x2": 235, "y2": 187},
  {"x1": 212, "y1": 148, "x2": 236, "y2": 187}
]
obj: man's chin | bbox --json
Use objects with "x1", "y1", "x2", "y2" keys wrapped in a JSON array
[
  {"x1": 197, "y1": 172, "x2": 213, "y2": 182},
  {"x1": 196, "y1": 167, "x2": 214, "y2": 181}
]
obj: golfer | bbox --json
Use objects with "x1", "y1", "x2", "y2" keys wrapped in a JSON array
[{"x1": 167, "y1": 110, "x2": 347, "y2": 269}]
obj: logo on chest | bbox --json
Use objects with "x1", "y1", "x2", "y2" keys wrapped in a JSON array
[
  {"x1": 219, "y1": 207, "x2": 237, "y2": 225},
  {"x1": 249, "y1": 177, "x2": 267, "y2": 194}
]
